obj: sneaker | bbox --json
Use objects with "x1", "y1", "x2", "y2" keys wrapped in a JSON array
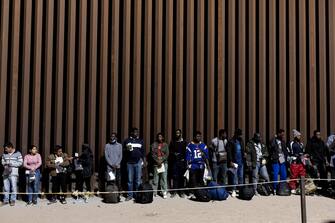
[
  {"x1": 2, "y1": 201, "x2": 9, "y2": 206},
  {"x1": 273, "y1": 189, "x2": 276, "y2": 195},
  {"x1": 231, "y1": 190, "x2": 237, "y2": 198},
  {"x1": 32, "y1": 200, "x2": 38, "y2": 205},
  {"x1": 27, "y1": 201, "x2": 32, "y2": 205},
  {"x1": 10, "y1": 201, "x2": 15, "y2": 206},
  {"x1": 60, "y1": 199, "x2": 67, "y2": 204},
  {"x1": 49, "y1": 198, "x2": 57, "y2": 203},
  {"x1": 163, "y1": 194, "x2": 167, "y2": 199},
  {"x1": 125, "y1": 196, "x2": 133, "y2": 202},
  {"x1": 291, "y1": 189, "x2": 296, "y2": 194},
  {"x1": 179, "y1": 193, "x2": 185, "y2": 198}
]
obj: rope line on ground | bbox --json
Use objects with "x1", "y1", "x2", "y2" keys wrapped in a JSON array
[{"x1": 0, "y1": 178, "x2": 334, "y2": 196}]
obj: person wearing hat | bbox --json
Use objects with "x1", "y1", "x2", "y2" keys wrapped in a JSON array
[
  {"x1": 227, "y1": 129, "x2": 245, "y2": 197},
  {"x1": 288, "y1": 129, "x2": 306, "y2": 193},
  {"x1": 245, "y1": 133, "x2": 270, "y2": 194}
]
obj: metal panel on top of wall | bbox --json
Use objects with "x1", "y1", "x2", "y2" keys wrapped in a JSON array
[{"x1": 0, "y1": 0, "x2": 334, "y2": 168}]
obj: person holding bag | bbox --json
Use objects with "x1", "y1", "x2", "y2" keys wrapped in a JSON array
[{"x1": 23, "y1": 145, "x2": 42, "y2": 205}]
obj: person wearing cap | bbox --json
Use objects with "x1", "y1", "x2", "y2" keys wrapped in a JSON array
[
  {"x1": 288, "y1": 129, "x2": 306, "y2": 193},
  {"x1": 227, "y1": 129, "x2": 245, "y2": 197},
  {"x1": 246, "y1": 133, "x2": 270, "y2": 194}
]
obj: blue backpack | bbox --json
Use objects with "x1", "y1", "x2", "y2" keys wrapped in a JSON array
[{"x1": 207, "y1": 181, "x2": 229, "y2": 201}]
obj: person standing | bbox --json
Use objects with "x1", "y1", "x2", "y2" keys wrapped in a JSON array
[
  {"x1": 105, "y1": 133, "x2": 123, "y2": 189},
  {"x1": 227, "y1": 129, "x2": 245, "y2": 197},
  {"x1": 151, "y1": 133, "x2": 169, "y2": 198},
  {"x1": 288, "y1": 129, "x2": 306, "y2": 194},
  {"x1": 268, "y1": 129, "x2": 289, "y2": 193},
  {"x1": 245, "y1": 133, "x2": 270, "y2": 194},
  {"x1": 23, "y1": 145, "x2": 42, "y2": 205},
  {"x1": 1, "y1": 142, "x2": 23, "y2": 206},
  {"x1": 186, "y1": 131, "x2": 210, "y2": 194},
  {"x1": 46, "y1": 145, "x2": 71, "y2": 204},
  {"x1": 74, "y1": 144, "x2": 93, "y2": 201},
  {"x1": 326, "y1": 132, "x2": 335, "y2": 190},
  {"x1": 169, "y1": 129, "x2": 187, "y2": 198},
  {"x1": 123, "y1": 128, "x2": 145, "y2": 201},
  {"x1": 210, "y1": 129, "x2": 229, "y2": 184}
]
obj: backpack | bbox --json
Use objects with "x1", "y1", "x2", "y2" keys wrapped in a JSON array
[
  {"x1": 239, "y1": 186, "x2": 254, "y2": 200},
  {"x1": 257, "y1": 183, "x2": 273, "y2": 196},
  {"x1": 135, "y1": 182, "x2": 154, "y2": 204},
  {"x1": 104, "y1": 184, "x2": 120, "y2": 203},
  {"x1": 277, "y1": 182, "x2": 291, "y2": 196},
  {"x1": 207, "y1": 181, "x2": 229, "y2": 201},
  {"x1": 194, "y1": 189, "x2": 211, "y2": 202}
]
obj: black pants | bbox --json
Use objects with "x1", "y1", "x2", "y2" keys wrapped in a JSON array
[
  {"x1": 313, "y1": 163, "x2": 328, "y2": 191},
  {"x1": 75, "y1": 171, "x2": 91, "y2": 192},
  {"x1": 172, "y1": 161, "x2": 186, "y2": 194},
  {"x1": 52, "y1": 173, "x2": 67, "y2": 200},
  {"x1": 189, "y1": 169, "x2": 204, "y2": 194}
]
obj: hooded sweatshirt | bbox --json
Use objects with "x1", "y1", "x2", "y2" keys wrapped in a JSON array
[{"x1": 2, "y1": 150, "x2": 23, "y2": 176}]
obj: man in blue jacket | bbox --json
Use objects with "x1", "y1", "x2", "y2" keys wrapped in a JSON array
[{"x1": 123, "y1": 128, "x2": 145, "y2": 201}]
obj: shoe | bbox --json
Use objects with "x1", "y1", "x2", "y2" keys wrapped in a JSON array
[
  {"x1": 125, "y1": 196, "x2": 133, "y2": 202},
  {"x1": 170, "y1": 193, "x2": 176, "y2": 198},
  {"x1": 273, "y1": 189, "x2": 276, "y2": 195},
  {"x1": 27, "y1": 201, "x2": 32, "y2": 205},
  {"x1": 49, "y1": 198, "x2": 57, "y2": 203},
  {"x1": 163, "y1": 194, "x2": 167, "y2": 199},
  {"x1": 10, "y1": 201, "x2": 15, "y2": 206},
  {"x1": 291, "y1": 189, "x2": 296, "y2": 194},
  {"x1": 32, "y1": 200, "x2": 38, "y2": 205},
  {"x1": 60, "y1": 199, "x2": 67, "y2": 204},
  {"x1": 2, "y1": 201, "x2": 9, "y2": 206},
  {"x1": 231, "y1": 190, "x2": 237, "y2": 198},
  {"x1": 179, "y1": 193, "x2": 185, "y2": 198}
]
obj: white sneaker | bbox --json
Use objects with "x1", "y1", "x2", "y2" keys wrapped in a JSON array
[
  {"x1": 231, "y1": 190, "x2": 237, "y2": 197},
  {"x1": 163, "y1": 192, "x2": 168, "y2": 199},
  {"x1": 291, "y1": 189, "x2": 296, "y2": 194}
]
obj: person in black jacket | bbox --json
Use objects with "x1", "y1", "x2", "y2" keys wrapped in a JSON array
[
  {"x1": 169, "y1": 129, "x2": 187, "y2": 198},
  {"x1": 268, "y1": 129, "x2": 289, "y2": 193},
  {"x1": 74, "y1": 144, "x2": 93, "y2": 201},
  {"x1": 227, "y1": 129, "x2": 245, "y2": 197},
  {"x1": 306, "y1": 130, "x2": 328, "y2": 192}
]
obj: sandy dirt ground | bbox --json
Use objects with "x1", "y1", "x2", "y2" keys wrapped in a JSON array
[{"x1": 0, "y1": 194, "x2": 334, "y2": 223}]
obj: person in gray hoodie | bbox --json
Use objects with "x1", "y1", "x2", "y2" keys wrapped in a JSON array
[
  {"x1": 105, "y1": 133, "x2": 123, "y2": 189},
  {"x1": 1, "y1": 142, "x2": 23, "y2": 206}
]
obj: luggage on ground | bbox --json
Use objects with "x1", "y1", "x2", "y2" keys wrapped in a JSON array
[
  {"x1": 207, "y1": 181, "x2": 229, "y2": 201},
  {"x1": 135, "y1": 182, "x2": 154, "y2": 204}
]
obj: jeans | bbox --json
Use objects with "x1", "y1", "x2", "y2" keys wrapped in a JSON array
[
  {"x1": 153, "y1": 163, "x2": 168, "y2": 195},
  {"x1": 252, "y1": 162, "x2": 270, "y2": 191},
  {"x1": 272, "y1": 162, "x2": 287, "y2": 190},
  {"x1": 233, "y1": 163, "x2": 244, "y2": 190},
  {"x1": 27, "y1": 170, "x2": 41, "y2": 202},
  {"x1": 127, "y1": 160, "x2": 142, "y2": 198},
  {"x1": 3, "y1": 175, "x2": 18, "y2": 202},
  {"x1": 212, "y1": 162, "x2": 228, "y2": 184}
]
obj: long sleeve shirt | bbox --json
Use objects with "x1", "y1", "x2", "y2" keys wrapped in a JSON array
[
  {"x1": 23, "y1": 154, "x2": 42, "y2": 171},
  {"x1": 105, "y1": 142, "x2": 123, "y2": 172},
  {"x1": 1, "y1": 150, "x2": 23, "y2": 176}
]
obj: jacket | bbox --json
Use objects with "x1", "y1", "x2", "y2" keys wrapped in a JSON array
[
  {"x1": 46, "y1": 153, "x2": 70, "y2": 177},
  {"x1": 123, "y1": 137, "x2": 145, "y2": 164},
  {"x1": 306, "y1": 136, "x2": 327, "y2": 164},
  {"x1": 245, "y1": 140, "x2": 269, "y2": 169},
  {"x1": 268, "y1": 137, "x2": 289, "y2": 163},
  {"x1": 227, "y1": 138, "x2": 245, "y2": 167},
  {"x1": 1, "y1": 150, "x2": 23, "y2": 176},
  {"x1": 151, "y1": 142, "x2": 169, "y2": 166}
]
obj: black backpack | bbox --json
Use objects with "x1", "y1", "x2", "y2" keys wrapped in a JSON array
[
  {"x1": 277, "y1": 182, "x2": 291, "y2": 196},
  {"x1": 135, "y1": 182, "x2": 154, "y2": 204},
  {"x1": 257, "y1": 183, "x2": 273, "y2": 196},
  {"x1": 239, "y1": 186, "x2": 255, "y2": 200},
  {"x1": 194, "y1": 189, "x2": 211, "y2": 202},
  {"x1": 104, "y1": 184, "x2": 120, "y2": 203}
]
